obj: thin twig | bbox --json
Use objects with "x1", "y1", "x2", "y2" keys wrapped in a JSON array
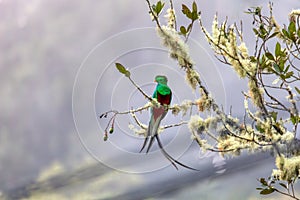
[
  {"x1": 145, "y1": 0, "x2": 163, "y2": 31},
  {"x1": 128, "y1": 76, "x2": 152, "y2": 101}
]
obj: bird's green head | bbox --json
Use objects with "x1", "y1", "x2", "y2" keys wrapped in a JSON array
[{"x1": 155, "y1": 75, "x2": 168, "y2": 85}]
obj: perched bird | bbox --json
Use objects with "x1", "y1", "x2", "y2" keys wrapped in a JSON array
[{"x1": 140, "y1": 75, "x2": 198, "y2": 171}]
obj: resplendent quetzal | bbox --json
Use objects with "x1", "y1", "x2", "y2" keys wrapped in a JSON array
[{"x1": 140, "y1": 75, "x2": 198, "y2": 171}]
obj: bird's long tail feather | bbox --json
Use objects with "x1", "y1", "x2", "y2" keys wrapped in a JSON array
[
  {"x1": 155, "y1": 135, "x2": 200, "y2": 171},
  {"x1": 140, "y1": 107, "x2": 199, "y2": 171},
  {"x1": 139, "y1": 137, "x2": 149, "y2": 153},
  {"x1": 140, "y1": 111, "x2": 161, "y2": 153},
  {"x1": 146, "y1": 137, "x2": 155, "y2": 153}
]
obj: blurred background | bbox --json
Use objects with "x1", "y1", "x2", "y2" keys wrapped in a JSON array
[{"x1": 1, "y1": 0, "x2": 299, "y2": 199}]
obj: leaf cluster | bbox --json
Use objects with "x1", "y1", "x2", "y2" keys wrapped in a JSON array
[
  {"x1": 180, "y1": 2, "x2": 200, "y2": 37},
  {"x1": 151, "y1": 0, "x2": 165, "y2": 18}
]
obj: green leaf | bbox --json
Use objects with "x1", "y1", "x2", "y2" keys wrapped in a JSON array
[
  {"x1": 256, "y1": 124, "x2": 264, "y2": 133},
  {"x1": 180, "y1": 26, "x2": 187, "y2": 35},
  {"x1": 259, "y1": 25, "x2": 267, "y2": 38},
  {"x1": 291, "y1": 114, "x2": 299, "y2": 125},
  {"x1": 273, "y1": 63, "x2": 281, "y2": 73},
  {"x1": 278, "y1": 59, "x2": 286, "y2": 72},
  {"x1": 155, "y1": 1, "x2": 165, "y2": 16},
  {"x1": 253, "y1": 28, "x2": 259, "y2": 35},
  {"x1": 275, "y1": 42, "x2": 281, "y2": 57},
  {"x1": 191, "y1": 11, "x2": 199, "y2": 21},
  {"x1": 115, "y1": 62, "x2": 126, "y2": 73},
  {"x1": 260, "y1": 188, "x2": 275, "y2": 195},
  {"x1": 265, "y1": 52, "x2": 275, "y2": 61},
  {"x1": 115, "y1": 63, "x2": 130, "y2": 77},
  {"x1": 259, "y1": 178, "x2": 268, "y2": 186},
  {"x1": 192, "y1": 1, "x2": 197, "y2": 13},
  {"x1": 288, "y1": 21, "x2": 296, "y2": 35},
  {"x1": 295, "y1": 87, "x2": 300, "y2": 94},
  {"x1": 255, "y1": 7, "x2": 261, "y2": 15},
  {"x1": 250, "y1": 56, "x2": 257, "y2": 62},
  {"x1": 244, "y1": 9, "x2": 251, "y2": 14},
  {"x1": 103, "y1": 135, "x2": 108, "y2": 141},
  {"x1": 256, "y1": 188, "x2": 263, "y2": 190},
  {"x1": 182, "y1": 4, "x2": 191, "y2": 16},
  {"x1": 187, "y1": 12, "x2": 193, "y2": 20},
  {"x1": 259, "y1": 55, "x2": 267, "y2": 69},
  {"x1": 268, "y1": 31, "x2": 279, "y2": 39},
  {"x1": 182, "y1": 3, "x2": 198, "y2": 20},
  {"x1": 285, "y1": 71, "x2": 294, "y2": 79},
  {"x1": 282, "y1": 29, "x2": 290, "y2": 38},
  {"x1": 279, "y1": 183, "x2": 287, "y2": 189},
  {"x1": 270, "y1": 111, "x2": 278, "y2": 121},
  {"x1": 284, "y1": 65, "x2": 290, "y2": 73},
  {"x1": 152, "y1": 4, "x2": 157, "y2": 13}
]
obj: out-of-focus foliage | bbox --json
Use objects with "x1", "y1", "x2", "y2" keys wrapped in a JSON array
[{"x1": 0, "y1": 0, "x2": 137, "y2": 191}]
